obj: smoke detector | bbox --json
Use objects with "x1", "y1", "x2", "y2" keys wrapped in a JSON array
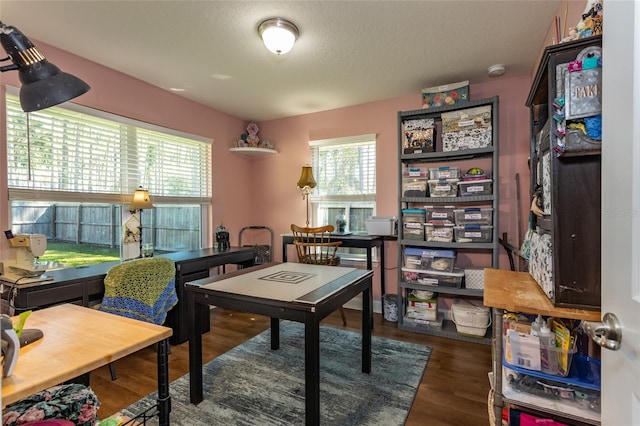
[{"x1": 488, "y1": 64, "x2": 506, "y2": 77}]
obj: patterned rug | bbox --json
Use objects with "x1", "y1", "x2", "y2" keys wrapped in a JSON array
[{"x1": 122, "y1": 321, "x2": 431, "y2": 425}]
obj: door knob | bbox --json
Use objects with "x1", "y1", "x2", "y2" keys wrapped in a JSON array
[{"x1": 582, "y1": 312, "x2": 622, "y2": 351}]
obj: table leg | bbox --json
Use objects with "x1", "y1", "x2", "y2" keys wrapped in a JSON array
[
  {"x1": 304, "y1": 319, "x2": 321, "y2": 426},
  {"x1": 379, "y1": 240, "x2": 386, "y2": 296},
  {"x1": 188, "y1": 294, "x2": 204, "y2": 405},
  {"x1": 362, "y1": 282, "x2": 372, "y2": 374},
  {"x1": 156, "y1": 338, "x2": 171, "y2": 426},
  {"x1": 270, "y1": 317, "x2": 280, "y2": 350}
]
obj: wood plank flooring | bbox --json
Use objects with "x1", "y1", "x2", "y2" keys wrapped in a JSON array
[{"x1": 90, "y1": 308, "x2": 492, "y2": 425}]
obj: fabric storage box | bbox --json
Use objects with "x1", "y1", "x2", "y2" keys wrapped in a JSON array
[
  {"x1": 441, "y1": 105, "x2": 493, "y2": 152},
  {"x1": 402, "y1": 209, "x2": 426, "y2": 240},
  {"x1": 401, "y1": 267, "x2": 464, "y2": 288},
  {"x1": 458, "y1": 179, "x2": 493, "y2": 196},
  {"x1": 403, "y1": 247, "x2": 456, "y2": 272},
  {"x1": 364, "y1": 216, "x2": 397, "y2": 235},
  {"x1": 425, "y1": 223, "x2": 454, "y2": 243},
  {"x1": 425, "y1": 205, "x2": 456, "y2": 225},
  {"x1": 427, "y1": 178, "x2": 459, "y2": 197},
  {"x1": 406, "y1": 292, "x2": 438, "y2": 322},
  {"x1": 454, "y1": 225, "x2": 493, "y2": 243},
  {"x1": 402, "y1": 118, "x2": 435, "y2": 154},
  {"x1": 402, "y1": 177, "x2": 428, "y2": 197},
  {"x1": 450, "y1": 298, "x2": 491, "y2": 337},
  {"x1": 428, "y1": 166, "x2": 461, "y2": 180},
  {"x1": 421, "y1": 80, "x2": 469, "y2": 109},
  {"x1": 453, "y1": 208, "x2": 493, "y2": 226},
  {"x1": 464, "y1": 268, "x2": 485, "y2": 289}
]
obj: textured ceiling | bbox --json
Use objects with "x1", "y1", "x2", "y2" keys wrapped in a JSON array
[{"x1": 0, "y1": 0, "x2": 559, "y2": 122}]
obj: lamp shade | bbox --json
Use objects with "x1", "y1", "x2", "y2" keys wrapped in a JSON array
[
  {"x1": 258, "y1": 18, "x2": 299, "y2": 55},
  {"x1": 0, "y1": 21, "x2": 90, "y2": 112},
  {"x1": 128, "y1": 187, "x2": 154, "y2": 210},
  {"x1": 297, "y1": 166, "x2": 317, "y2": 190}
]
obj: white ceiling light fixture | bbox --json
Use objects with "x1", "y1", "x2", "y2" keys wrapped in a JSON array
[
  {"x1": 258, "y1": 18, "x2": 299, "y2": 55},
  {"x1": 488, "y1": 64, "x2": 506, "y2": 78}
]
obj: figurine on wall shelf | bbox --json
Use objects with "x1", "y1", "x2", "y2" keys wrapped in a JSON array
[{"x1": 232, "y1": 122, "x2": 276, "y2": 150}]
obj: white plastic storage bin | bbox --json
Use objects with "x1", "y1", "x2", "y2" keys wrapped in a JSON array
[
  {"x1": 450, "y1": 298, "x2": 491, "y2": 337},
  {"x1": 428, "y1": 166, "x2": 461, "y2": 180},
  {"x1": 401, "y1": 267, "x2": 464, "y2": 288},
  {"x1": 453, "y1": 208, "x2": 493, "y2": 226},
  {"x1": 402, "y1": 209, "x2": 426, "y2": 240},
  {"x1": 454, "y1": 225, "x2": 493, "y2": 243},
  {"x1": 458, "y1": 179, "x2": 493, "y2": 196},
  {"x1": 428, "y1": 178, "x2": 459, "y2": 197},
  {"x1": 364, "y1": 216, "x2": 397, "y2": 235},
  {"x1": 402, "y1": 177, "x2": 428, "y2": 197},
  {"x1": 424, "y1": 205, "x2": 456, "y2": 224},
  {"x1": 425, "y1": 223, "x2": 455, "y2": 242}
]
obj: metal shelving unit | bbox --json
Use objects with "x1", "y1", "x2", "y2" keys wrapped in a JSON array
[{"x1": 396, "y1": 96, "x2": 499, "y2": 344}]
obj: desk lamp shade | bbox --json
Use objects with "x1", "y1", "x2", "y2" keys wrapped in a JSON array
[
  {"x1": 128, "y1": 187, "x2": 154, "y2": 211},
  {"x1": 297, "y1": 166, "x2": 317, "y2": 190},
  {"x1": 0, "y1": 21, "x2": 90, "y2": 112}
]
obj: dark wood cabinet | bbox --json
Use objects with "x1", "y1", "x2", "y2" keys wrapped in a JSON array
[{"x1": 525, "y1": 35, "x2": 602, "y2": 310}]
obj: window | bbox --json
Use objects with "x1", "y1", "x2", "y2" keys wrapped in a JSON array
[
  {"x1": 309, "y1": 134, "x2": 376, "y2": 234},
  {"x1": 5, "y1": 90, "x2": 212, "y2": 260}
]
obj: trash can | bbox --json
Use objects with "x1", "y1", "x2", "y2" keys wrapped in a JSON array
[{"x1": 382, "y1": 293, "x2": 398, "y2": 322}]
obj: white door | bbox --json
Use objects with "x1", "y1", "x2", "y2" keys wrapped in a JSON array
[{"x1": 601, "y1": 0, "x2": 640, "y2": 424}]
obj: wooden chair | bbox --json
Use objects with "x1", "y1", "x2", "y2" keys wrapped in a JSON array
[{"x1": 290, "y1": 224, "x2": 347, "y2": 326}]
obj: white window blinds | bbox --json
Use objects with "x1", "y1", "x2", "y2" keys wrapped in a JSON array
[{"x1": 5, "y1": 93, "x2": 212, "y2": 204}]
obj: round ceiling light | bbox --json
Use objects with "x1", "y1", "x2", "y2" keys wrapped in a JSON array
[
  {"x1": 257, "y1": 18, "x2": 299, "y2": 55},
  {"x1": 488, "y1": 64, "x2": 506, "y2": 78}
]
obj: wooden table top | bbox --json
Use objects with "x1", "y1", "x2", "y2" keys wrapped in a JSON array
[
  {"x1": 2, "y1": 304, "x2": 172, "y2": 407},
  {"x1": 483, "y1": 268, "x2": 601, "y2": 321}
]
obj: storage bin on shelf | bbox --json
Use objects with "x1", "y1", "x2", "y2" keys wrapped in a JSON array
[
  {"x1": 421, "y1": 80, "x2": 469, "y2": 109},
  {"x1": 403, "y1": 313, "x2": 444, "y2": 331},
  {"x1": 402, "y1": 267, "x2": 464, "y2": 288},
  {"x1": 458, "y1": 178, "x2": 493, "y2": 196},
  {"x1": 424, "y1": 223, "x2": 455, "y2": 242},
  {"x1": 403, "y1": 247, "x2": 456, "y2": 272},
  {"x1": 463, "y1": 268, "x2": 485, "y2": 289},
  {"x1": 427, "y1": 178, "x2": 459, "y2": 197},
  {"x1": 441, "y1": 105, "x2": 493, "y2": 152},
  {"x1": 402, "y1": 118, "x2": 435, "y2": 154},
  {"x1": 453, "y1": 208, "x2": 493, "y2": 226},
  {"x1": 454, "y1": 225, "x2": 493, "y2": 243},
  {"x1": 402, "y1": 177, "x2": 428, "y2": 197},
  {"x1": 424, "y1": 205, "x2": 456, "y2": 225},
  {"x1": 402, "y1": 209, "x2": 426, "y2": 240},
  {"x1": 428, "y1": 166, "x2": 461, "y2": 180},
  {"x1": 364, "y1": 216, "x2": 397, "y2": 236},
  {"x1": 406, "y1": 291, "x2": 438, "y2": 322},
  {"x1": 450, "y1": 298, "x2": 491, "y2": 337}
]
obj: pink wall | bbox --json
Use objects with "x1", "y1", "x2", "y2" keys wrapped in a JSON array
[{"x1": 0, "y1": 37, "x2": 535, "y2": 299}]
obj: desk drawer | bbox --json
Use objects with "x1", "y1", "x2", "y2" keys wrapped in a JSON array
[
  {"x1": 23, "y1": 282, "x2": 85, "y2": 308},
  {"x1": 177, "y1": 259, "x2": 208, "y2": 276}
]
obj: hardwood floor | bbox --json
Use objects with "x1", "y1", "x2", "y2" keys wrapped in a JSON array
[{"x1": 91, "y1": 307, "x2": 492, "y2": 425}]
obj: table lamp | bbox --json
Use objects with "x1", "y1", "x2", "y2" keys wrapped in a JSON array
[
  {"x1": 128, "y1": 186, "x2": 154, "y2": 258},
  {"x1": 296, "y1": 166, "x2": 317, "y2": 226}
]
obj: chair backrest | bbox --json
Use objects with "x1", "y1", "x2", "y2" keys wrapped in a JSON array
[
  {"x1": 290, "y1": 224, "x2": 342, "y2": 266},
  {"x1": 99, "y1": 257, "x2": 178, "y2": 325}
]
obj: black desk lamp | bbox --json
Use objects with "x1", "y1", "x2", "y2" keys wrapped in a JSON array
[
  {"x1": 128, "y1": 186, "x2": 154, "y2": 258},
  {"x1": 0, "y1": 21, "x2": 90, "y2": 112}
]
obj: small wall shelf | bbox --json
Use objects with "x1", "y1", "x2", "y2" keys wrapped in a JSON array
[{"x1": 229, "y1": 147, "x2": 277, "y2": 155}]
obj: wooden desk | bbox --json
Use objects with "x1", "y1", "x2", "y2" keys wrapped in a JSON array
[
  {"x1": 282, "y1": 233, "x2": 387, "y2": 295},
  {"x1": 2, "y1": 247, "x2": 256, "y2": 345},
  {"x1": 186, "y1": 262, "x2": 373, "y2": 426},
  {"x1": 1, "y1": 304, "x2": 172, "y2": 425}
]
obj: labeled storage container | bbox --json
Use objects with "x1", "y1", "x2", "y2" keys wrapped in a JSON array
[
  {"x1": 421, "y1": 80, "x2": 469, "y2": 109},
  {"x1": 453, "y1": 208, "x2": 493, "y2": 226},
  {"x1": 458, "y1": 179, "x2": 493, "y2": 196},
  {"x1": 425, "y1": 205, "x2": 456, "y2": 225},
  {"x1": 450, "y1": 298, "x2": 491, "y2": 337},
  {"x1": 401, "y1": 267, "x2": 464, "y2": 288},
  {"x1": 428, "y1": 178, "x2": 459, "y2": 197},
  {"x1": 403, "y1": 247, "x2": 456, "y2": 272},
  {"x1": 406, "y1": 292, "x2": 438, "y2": 322},
  {"x1": 441, "y1": 105, "x2": 493, "y2": 152},
  {"x1": 428, "y1": 166, "x2": 461, "y2": 180},
  {"x1": 402, "y1": 177, "x2": 428, "y2": 197},
  {"x1": 403, "y1": 118, "x2": 436, "y2": 154},
  {"x1": 425, "y1": 223, "x2": 455, "y2": 242},
  {"x1": 402, "y1": 209, "x2": 426, "y2": 240},
  {"x1": 364, "y1": 216, "x2": 397, "y2": 236},
  {"x1": 454, "y1": 225, "x2": 493, "y2": 243},
  {"x1": 403, "y1": 167, "x2": 428, "y2": 178}
]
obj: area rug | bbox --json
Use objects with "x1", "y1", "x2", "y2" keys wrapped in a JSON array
[{"x1": 121, "y1": 321, "x2": 431, "y2": 425}]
